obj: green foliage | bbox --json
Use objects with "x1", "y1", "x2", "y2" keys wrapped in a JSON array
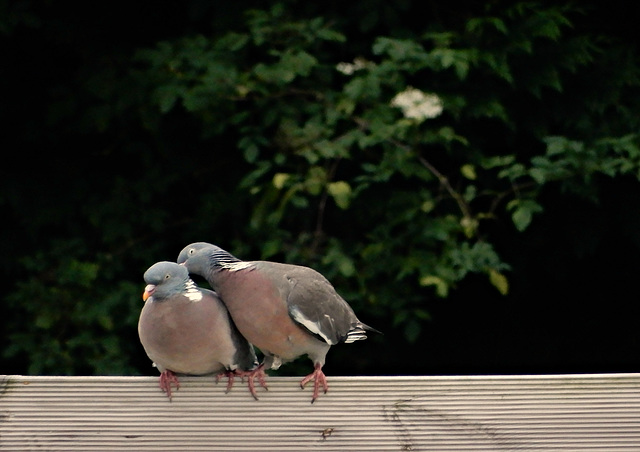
[
  {"x1": 4, "y1": 247, "x2": 142, "y2": 375},
  {"x1": 3, "y1": 1, "x2": 640, "y2": 374},
  {"x1": 139, "y1": 2, "x2": 638, "y2": 343}
]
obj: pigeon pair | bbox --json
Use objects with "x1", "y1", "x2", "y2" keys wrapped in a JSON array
[{"x1": 138, "y1": 242, "x2": 379, "y2": 403}]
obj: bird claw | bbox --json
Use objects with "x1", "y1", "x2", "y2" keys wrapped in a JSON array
[
  {"x1": 233, "y1": 364, "x2": 269, "y2": 400},
  {"x1": 215, "y1": 370, "x2": 238, "y2": 393},
  {"x1": 159, "y1": 370, "x2": 180, "y2": 401},
  {"x1": 300, "y1": 363, "x2": 328, "y2": 403},
  {"x1": 217, "y1": 366, "x2": 268, "y2": 400}
]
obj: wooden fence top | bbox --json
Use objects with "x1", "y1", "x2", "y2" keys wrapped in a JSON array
[{"x1": 2, "y1": 373, "x2": 640, "y2": 451}]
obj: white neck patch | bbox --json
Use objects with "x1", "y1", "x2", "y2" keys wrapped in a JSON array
[
  {"x1": 184, "y1": 279, "x2": 203, "y2": 302},
  {"x1": 223, "y1": 261, "x2": 254, "y2": 272}
]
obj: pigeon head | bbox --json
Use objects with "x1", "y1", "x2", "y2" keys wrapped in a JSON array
[
  {"x1": 176, "y1": 242, "x2": 214, "y2": 265},
  {"x1": 177, "y1": 242, "x2": 242, "y2": 275},
  {"x1": 142, "y1": 261, "x2": 191, "y2": 302}
]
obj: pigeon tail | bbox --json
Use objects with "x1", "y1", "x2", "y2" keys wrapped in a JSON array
[
  {"x1": 344, "y1": 326, "x2": 368, "y2": 343},
  {"x1": 344, "y1": 322, "x2": 382, "y2": 343}
]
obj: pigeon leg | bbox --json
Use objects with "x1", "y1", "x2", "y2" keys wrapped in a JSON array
[
  {"x1": 233, "y1": 364, "x2": 269, "y2": 400},
  {"x1": 159, "y1": 370, "x2": 180, "y2": 400},
  {"x1": 216, "y1": 370, "x2": 237, "y2": 393},
  {"x1": 300, "y1": 362, "x2": 328, "y2": 403}
]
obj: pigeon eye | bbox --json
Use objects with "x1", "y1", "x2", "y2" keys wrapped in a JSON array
[
  {"x1": 164, "y1": 274, "x2": 171, "y2": 280},
  {"x1": 189, "y1": 248, "x2": 195, "y2": 255}
]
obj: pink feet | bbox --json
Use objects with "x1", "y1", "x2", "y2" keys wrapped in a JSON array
[
  {"x1": 159, "y1": 370, "x2": 180, "y2": 400},
  {"x1": 300, "y1": 363, "x2": 328, "y2": 403},
  {"x1": 158, "y1": 365, "x2": 326, "y2": 403},
  {"x1": 215, "y1": 369, "x2": 238, "y2": 393},
  {"x1": 216, "y1": 365, "x2": 269, "y2": 400},
  {"x1": 234, "y1": 364, "x2": 269, "y2": 400}
]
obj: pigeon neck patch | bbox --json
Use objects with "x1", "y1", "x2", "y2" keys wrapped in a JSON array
[
  {"x1": 184, "y1": 279, "x2": 203, "y2": 302},
  {"x1": 222, "y1": 261, "x2": 254, "y2": 272}
]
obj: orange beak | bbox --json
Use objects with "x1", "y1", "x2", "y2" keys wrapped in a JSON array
[{"x1": 142, "y1": 284, "x2": 156, "y2": 302}]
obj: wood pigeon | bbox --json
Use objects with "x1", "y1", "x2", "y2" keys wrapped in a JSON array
[
  {"x1": 176, "y1": 242, "x2": 380, "y2": 403},
  {"x1": 138, "y1": 261, "x2": 260, "y2": 400}
]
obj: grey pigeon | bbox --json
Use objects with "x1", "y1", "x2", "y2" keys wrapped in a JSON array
[
  {"x1": 139, "y1": 261, "x2": 259, "y2": 400},
  {"x1": 176, "y1": 242, "x2": 380, "y2": 403}
]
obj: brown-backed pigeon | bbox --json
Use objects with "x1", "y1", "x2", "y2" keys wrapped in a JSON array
[
  {"x1": 139, "y1": 261, "x2": 260, "y2": 400},
  {"x1": 176, "y1": 242, "x2": 380, "y2": 403}
]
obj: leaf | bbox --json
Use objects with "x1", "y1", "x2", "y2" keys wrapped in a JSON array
[
  {"x1": 243, "y1": 144, "x2": 259, "y2": 163},
  {"x1": 280, "y1": 50, "x2": 317, "y2": 77},
  {"x1": 508, "y1": 199, "x2": 543, "y2": 231},
  {"x1": 511, "y1": 205, "x2": 532, "y2": 231},
  {"x1": 305, "y1": 166, "x2": 327, "y2": 195},
  {"x1": 272, "y1": 173, "x2": 290, "y2": 189},
  {"x1": 327, "y1": 181, "x2": 352, "y2": 209},
  {"x1": 321, "y1": 242, "x2": 356, "y2": 277},
  {"x1": 215, "y1": 32, "x2": 250, "y2": 52},
  {"x1": 421, "y1": 200, "x2": 436, "y2": 213},
  {"x1": 460, "y1": 164, "x2": 476, "y2": 180},
  {"x1": 488, "y1": 268, "x2": 509, "y2": 295},
  {"x1": 316, "y1": 28, "x2": 346, "y2": 43},
  {"x1": 466, "y1": 17, "x2": 508, "y2": 35},
  {"x1": 419, "y1": 275, "x2": 449, "y2": 297},
  {"x1": 414, "y1": 308, "x2": 431, "y2": 321},
  {"x1": 372, "y1": 37, "x2": 426, "y2": 61},
  {"x1": 460, "y1": 215, "x2": 479, "y2": 238},
  {"x1": 253, "y1": 63, "x2": 296, "y2": 84},
  {"x1": 481, "y1": 155, "x2": 516, "y2": 169},
  {"x1": 528, "y1": 167, "x2": 546, "y2": 184}
]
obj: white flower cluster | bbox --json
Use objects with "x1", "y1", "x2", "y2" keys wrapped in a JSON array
[
  {"x1": 335, "y1": 57, "x2": 368, "y2": 75},
  {"x1": 390, "y1": 87, "x2": 443, "y2": 121}
]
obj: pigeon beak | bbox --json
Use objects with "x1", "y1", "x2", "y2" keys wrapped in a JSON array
[{"x1": 142, "y1": 284, "x2": 156, "y2": 302}]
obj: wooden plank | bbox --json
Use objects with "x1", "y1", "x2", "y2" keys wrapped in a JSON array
[{"x1": 1, "y1": 374, "x2": 640, "y2": 451}]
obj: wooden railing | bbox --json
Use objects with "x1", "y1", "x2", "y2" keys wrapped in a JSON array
[{"x1": 2, "y1": 373, "x2": 640, "y2": 450}]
